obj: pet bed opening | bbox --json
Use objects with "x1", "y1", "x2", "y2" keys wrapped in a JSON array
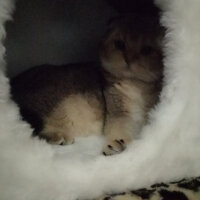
[{"x1": 5, "y1": 0, "x2": 163, "y2": 144}]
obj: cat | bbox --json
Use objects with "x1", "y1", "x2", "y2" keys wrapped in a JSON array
[
  {"x1": 10, "y1": 14, "x2": 164, "y2": 155},
  {"x1": 100, "y1": 14, "x2": 164, "y2": 155}
]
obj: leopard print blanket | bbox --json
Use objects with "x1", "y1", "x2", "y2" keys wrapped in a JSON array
[{"x1": 96, "y1": 177, "x2": 200, "y2": 200}]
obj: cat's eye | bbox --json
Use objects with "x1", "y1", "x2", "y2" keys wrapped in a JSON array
[
  {"x1": 114, "y1": 40, "x2": 126, "y2": 51},
  {"x1": 141, "y1": 45, "x2": 154, "y2": 55}
]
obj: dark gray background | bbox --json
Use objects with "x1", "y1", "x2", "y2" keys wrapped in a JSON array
[{"x1": 5, "y1": 0, "x2": 117, "y2": 77}]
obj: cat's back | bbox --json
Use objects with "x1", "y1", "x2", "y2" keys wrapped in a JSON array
[
  {"x1": 10, "y1": 62, "x2": 104, "y2": 134},
  {"x1": 11, "y1": 62, "x2": 103, "y2": 95}
]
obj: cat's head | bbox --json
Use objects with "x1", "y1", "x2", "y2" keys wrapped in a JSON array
[{"x1": 100, "y1": 14, "x2": 164, "y2": 83}]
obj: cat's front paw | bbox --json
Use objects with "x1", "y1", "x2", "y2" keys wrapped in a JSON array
[
  {"x1": 102, "y1": 138, "x2": 128, "y2": 156},
  {"x1": 48, "y1": 136, "x2": 75, "y2": 146},
  {"x1": 40, "y1": 132, "x2": 75, "y2": 146}
]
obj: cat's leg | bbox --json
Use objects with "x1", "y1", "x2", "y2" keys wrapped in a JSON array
[
  {"x1": 103, "y1": 117, "x2": 134, "y2": 155},
  {"x1": 40, "y1": 94, "x2": 104, "y2": 145},
  {"x1": 103, "y1": 81, "x2": 145, "y2": 155},
  {"x1": 39, "y1": 98, "x2": 76, "y2": 145},
  {"x1": 40, "y1": 131, "x2": 74, "y2": 145},
  {"x1": 40, "y1": 118, "x2": 75, "y2": 145}
]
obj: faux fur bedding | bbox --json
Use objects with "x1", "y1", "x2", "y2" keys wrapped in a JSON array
[{"x1": 0, "y1": 0, "x2": 200, "y2": 200}]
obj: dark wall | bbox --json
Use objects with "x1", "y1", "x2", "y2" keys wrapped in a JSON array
[
  {"x1": 106, "y1": 0, "x2": 159, "y2": 15},
  {"x1": 5, "y1": 0, "x2": 159, "y2": 77},
  {"x1": 5, "y1": 0, "x2": 117, "y2": 77}
]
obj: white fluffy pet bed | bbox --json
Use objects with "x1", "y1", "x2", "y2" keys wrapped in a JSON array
[{"x1": 0, "y1": 0, "x2": 200, "y2": 200}]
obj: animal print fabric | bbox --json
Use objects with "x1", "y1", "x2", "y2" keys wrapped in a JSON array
[{"x1": 96, "y1": 177, "x2": 200, "y2": 200}]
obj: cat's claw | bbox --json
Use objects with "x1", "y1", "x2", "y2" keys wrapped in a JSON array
[
  {"x1": 102, "y1": 139, "x2": 127, "y2": 156},
  {"x1": 59, "y1": 138, "x2": 75, "y2": 146}
]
